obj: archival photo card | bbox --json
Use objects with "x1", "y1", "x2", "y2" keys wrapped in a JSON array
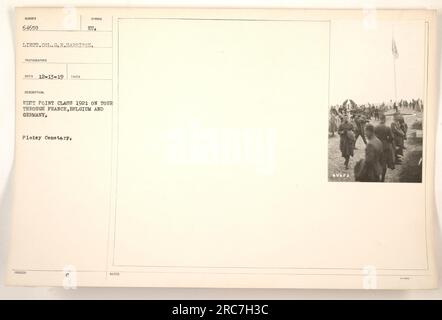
[{"x1": 8, "y1": 8, "x2": 438, "y2": 289}]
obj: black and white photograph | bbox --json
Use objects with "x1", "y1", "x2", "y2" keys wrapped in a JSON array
[{"x1": 328, "y1": 20, "x2": 426, "y2": 183}]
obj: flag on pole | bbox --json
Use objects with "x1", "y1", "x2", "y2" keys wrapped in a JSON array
[{"x1": 392, "y1": 37, "x2": 399, "y2": 59}]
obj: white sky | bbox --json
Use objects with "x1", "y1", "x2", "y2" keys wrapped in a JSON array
[{"x1": 329, "y1": 20, "x2": 426, "y2": 106}]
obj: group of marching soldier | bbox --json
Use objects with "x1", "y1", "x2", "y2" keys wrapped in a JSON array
[{"x1": 329, "y1": 100, "x2": 421, "y2": 182}]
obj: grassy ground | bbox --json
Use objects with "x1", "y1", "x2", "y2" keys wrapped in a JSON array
[{"x1": 328, "y1": 108, "x2": 423, "y2": 183}]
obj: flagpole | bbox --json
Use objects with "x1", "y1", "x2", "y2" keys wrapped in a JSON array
[
  {"x1": 393, "y1": 52, "x2": 397, "y2": 101},
  {"x1": 392, "y1": 25, "x2": 397, "y2": 103}
]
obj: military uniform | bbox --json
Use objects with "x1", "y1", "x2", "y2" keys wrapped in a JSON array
[
  {"x1": 338, "y1": 121, "x2": 355, "y2": 168},
  {"x1": 374, "y1": 124, "x2": 395, "y2": 168},
  {"x1": 355, "y1": 136, "x2": 383, "y2": 182},
  {"x1": 354, "y1": 114, "x2": 368, "y2": 145},
  {"x1": 391, "y1": 119, "x2": 405, "y2": 162}
]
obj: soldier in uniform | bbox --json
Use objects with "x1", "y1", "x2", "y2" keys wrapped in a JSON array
[
  {"x1": 373, "y1": 106, "x2": 380, "y2": 121},
  {"x1": 391, "y1": 113, "x2": 406, "y2": 164},
  {"x1": 338, "y1": 115, "x2": 355, "y2": 169},
  {"x1": 398, "y1": 113, "x2": 408, "y2": 149},
  {"x1": 329, "y1": 108, "x2": 339, "y2": 137},
  {"x1": 374, "y1": 114, "x2": 395, "y2": 182},
  {"x1": 354, "y1": 112, "x2": 368, "y2": 146},
  {"x1": 354, "y1": 124, "x2": 383, "y2": 182}
]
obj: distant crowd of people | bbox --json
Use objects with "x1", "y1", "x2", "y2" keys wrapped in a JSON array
[{"x1": 329, "y1": 99, "x2": 422, "y2": 182}]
